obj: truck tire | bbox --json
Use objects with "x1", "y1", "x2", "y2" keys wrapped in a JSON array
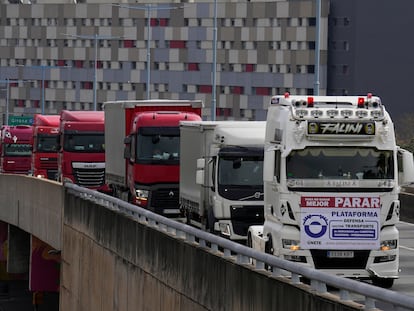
[
  {"x1": 372, "y1": 277, "x2": 394, "y2": 289},
  {"x1": 246, "y1": 233, "x2": 253, "y2": 248},
  {"x1": 264, "y1": 235, "x2": 274, "y2": 271},
  {"x1": 207, "y1": 208, "x2": 217, "y2": 234}
]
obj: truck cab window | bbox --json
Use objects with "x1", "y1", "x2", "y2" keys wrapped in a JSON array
[
  {"x1": 63, "y1": 134, "x2": 105, "y2": 152},
  {"x1": 4, "y1": 144, "x2": 32, "y2": 156},
  {"x1": 37, "y1": 135, "x2": 59, "y2": 152},
  {"x1": 136, "y1": 127, "x2": 180, "y2": 163},
  {"x1": 286, "y1": 147, "x2": 394, "y2": 180}
]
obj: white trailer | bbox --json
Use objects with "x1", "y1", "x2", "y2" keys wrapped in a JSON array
[
  {"x1": 248, "y1": 93, "x2": 414, "y2": 288},
  {"x1": 179, "y1": 121, "x2": 266, "y2": 241}
]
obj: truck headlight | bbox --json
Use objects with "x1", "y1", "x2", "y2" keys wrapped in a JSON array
[
  {"x1": 218, "y1": 223, "x2": 231, "y2": 237},
  {"x1": 282, "y1": 239, "x2": 300, "y2": 251},
  {"x1": 135, "y1": 189, "x2": 149, "y2": 207},
  {"x1": 380, "y1": 239, "x2": 397, "y2": 251}
]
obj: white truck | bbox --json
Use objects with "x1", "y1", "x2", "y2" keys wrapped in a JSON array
[
  {"x1": 179, "y1": 121, "x2": 266, "y2": 241},
  {"x1": 248, "y1": 93, "x2": 414, "y2": 288}
]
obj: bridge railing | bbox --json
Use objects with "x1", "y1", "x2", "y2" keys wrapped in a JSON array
[{"x1": 66, "y1": 183, "x2": 414, "y2": 311}]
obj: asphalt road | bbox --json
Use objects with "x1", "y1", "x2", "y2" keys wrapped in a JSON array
[{"x1": 342, "y1": 221, "x2": 414, "y2": 311}]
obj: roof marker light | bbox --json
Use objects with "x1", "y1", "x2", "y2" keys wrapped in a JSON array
[
  {"x1": 357, "y1": 97, "x2": 365, "y2": 108},
  {"x1": 367, "y1": 92, "x2": 373, "y2": 99},
  {"x1": 284, "y1": 92, "x2": 290, "y2": 98},
  {"x1": 307, "y1": 97, "x2": 314, "y2": 107}
]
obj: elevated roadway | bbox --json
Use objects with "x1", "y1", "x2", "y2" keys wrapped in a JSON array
[{"x1": 0, "y1": 174, "x2": 413, "y2": 310}]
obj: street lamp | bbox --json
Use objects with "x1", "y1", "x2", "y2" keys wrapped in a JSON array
[
  {"x1": 314, "y1": 0, "x2": 321, "y2": 96},
  {"x1": 111, "y1": 3, "x2": 185, "y2": 100},
  {"x1": 211, "y1": 0, "x2": 218, "y2": 121},
  {"x1": 63, "y1": 33, "x2": 121, "y2": 111}
]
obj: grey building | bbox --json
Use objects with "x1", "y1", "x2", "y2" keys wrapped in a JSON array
[
  {"x1": 328, "y1": 0, "x2": 414, "y2": 139},
  {"x1": 0, "y1": 0, "x2": 329, "y2": 123}
]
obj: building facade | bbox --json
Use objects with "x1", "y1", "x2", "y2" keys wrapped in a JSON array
[
  {"x1": 0, "y1": 0, "x2": 328, "y2": 123},
  {"x1": 327, "y1": 0, "x2": 414, "y2": 141}
]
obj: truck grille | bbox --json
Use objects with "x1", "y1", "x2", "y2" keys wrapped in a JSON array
[
  {"x1": 39, "y1": 158, "x2": 57, "y2": 169},
  {"x1": 310, "y1": 250, "x2": 370, "y2": 269},
  {"x1": 46, "y1": 170, "x2": 58, "y2": 180},
  {"x1": 230, "y1": 205, "x2": 264, "y2": 236},
  {"x1": 73, "y1": 168, "x2": 105, "y2": 188},
  {"x1": 150, "y1": 188, "x2": 179, "y2": 209}
]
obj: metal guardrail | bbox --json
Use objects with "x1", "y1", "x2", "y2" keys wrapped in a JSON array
[{"x1": 66, "y1": 183, "x2": 414, "y2": 311}]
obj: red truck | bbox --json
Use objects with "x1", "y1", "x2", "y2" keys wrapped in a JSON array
[
  {"x1": 0, "y1": 125, "x2": 33, "y2": 174},
  {"x1": 31, "y1": 114, "x2": 60, "y2": 180},
  {"x1": 104, "y1": 100, "x2": 203, "y2": 217},
  {"x1": 58, "y1": 110, "x2": 109, "y2": 192}
]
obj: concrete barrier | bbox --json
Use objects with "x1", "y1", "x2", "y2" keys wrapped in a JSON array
[
  {"x1": 61, "y1": 188, "x2": 361, "y2": 311},
  {"x1": 0, "y1": 174, "x2": 62, "y2": 250}
]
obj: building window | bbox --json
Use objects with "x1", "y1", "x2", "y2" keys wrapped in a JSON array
[
  {"x1": 231, "y1": 86, "x2": 244, "y2": 94},
  {"x1": 159, "y1": 18, "x2": 168, "y2": 26},
  {"x1": 344, "y1": 17, "x2": 350, "y2": 26},
  {"x1": 308, "y1": 17, "x2": 316, "y2": 26},
  {"x1": 170, "y1": 40, "x2": 186, "y2": 49},
  {"x1": 342, "y1": 65, "x2": 349, "y2": 75},
  {"x1": 198, "y1": 85, "x2": 212, "y2": 93},
  {"x1": 150, "y1": 18, "x2": 158, "y2": 26},
  {"x1": 254, "y1": 87, "x2": 271, "y2": 96},
  {"x1": 307, "y1": 65, "x2": 315, "y2": 74},
  {"x1": 187, "y1": 63, "x2": 199, "y2": 71},
  {"x1": 244, "y1": 64, "x2": 255, "y2": 72},
  {"x1": 308, "y1": 41, "x2": 316, "y2": 50},
  {"x1": 216, "y1": 108, "x2": 232, "y2": 117},
  {"x1": 82, "y1": 82, "x2": 93, "y2": 89},
  {"x1": 123, "y1": 40, "x2": 135, "y2": 48}
]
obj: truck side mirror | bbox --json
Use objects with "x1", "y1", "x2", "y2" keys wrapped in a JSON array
[
  {"x1": 398, "y1": 148, "x2": 414, "y2": 185},
  {"x1": 196, "y1": 170, "x2": 204, "y2": 185},
  {"x1": 196, "y1": 158, "x2": 205, "y2": 185},
  {"x1": 56, "y1": 135, "x2": 61, "y2": 152},
  {"x1": 263, "y1": 149, "x2": 275, "y2": 182},
  {"x1": 124, "y1": 136, "x2": 132, "y2": 144},
  {"x1": 123, "y1": 145, "x2": 131, "y2": 159},
  {"x1": 123, "y1": 135, "x2": 132, "y2": 159}
]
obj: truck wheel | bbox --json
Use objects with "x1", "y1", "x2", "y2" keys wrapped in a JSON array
[
  {"x1": 246, "y1": 233, "x2": 253, "y2": 248},
  {"x1": 372, "y1": 277, "x2": 394, "y2": 289},
  {"x1": 264, "y1": 235, "x2": 274, "y2": 271},
  {"x1": 184, "y1": 210, "x2": 191, "y2": 225},
  {"x1": 207, "y1": 208, "x2": 217, "y2": 234}
]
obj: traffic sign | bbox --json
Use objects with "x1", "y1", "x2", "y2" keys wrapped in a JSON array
[{"x1": 8, "y1": 115, "x2": 34, "y2": 126}]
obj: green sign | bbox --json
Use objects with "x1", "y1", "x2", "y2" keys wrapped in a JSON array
[{"x1": 8, "y1": 115, "x2": 34, "y2": 126}]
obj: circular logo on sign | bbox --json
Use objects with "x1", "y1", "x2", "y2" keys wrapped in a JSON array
[{"x1": 303, "y1": 214, "x2": 328, "y2": 238}]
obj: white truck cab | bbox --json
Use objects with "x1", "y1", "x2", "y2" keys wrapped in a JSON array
[{"x1": 248, "y1": 93, "x2": 414, "y2": 288}]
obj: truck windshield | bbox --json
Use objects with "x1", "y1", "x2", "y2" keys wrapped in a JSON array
[
  {"x1": 136, "y1": 127, "x2": 180, "y2": 163},
  {"x1": 218, "y1": 155, "x2": 264, "y2": 187},
  {"x1": 286, "y1": 147, "x2": 394, "y2": 180},
  {"x1": 36, "y1": 134, "x2": 59, "y2": 152},
  {"x1": 4, "y1": 144, "x2": 32, "y2": 156},
  {"x1": 63, "y1": 134, "x2": 105, "y2": 152}
]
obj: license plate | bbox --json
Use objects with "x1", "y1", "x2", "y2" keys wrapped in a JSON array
[{"x1": 327, "y1": 251, "x2": 354, "y2": 258}]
